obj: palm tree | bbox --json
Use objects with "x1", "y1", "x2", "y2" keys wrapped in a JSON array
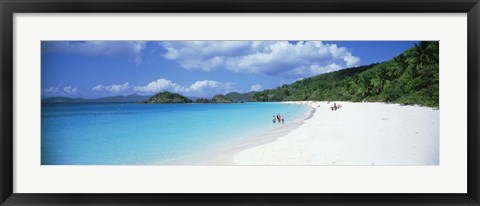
[
  {"x1": 356, "y1": 74, "x2": 371, "y2": 98},
  {"x1": 411, "y1": 41, "x2": 439, "y2": 67}
]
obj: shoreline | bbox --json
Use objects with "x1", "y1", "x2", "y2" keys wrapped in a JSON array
[
  {"x1": 158, "y1": 101, "x2": 439, "y2": 166},
  {"x1": 160, "y1": 101, "x2": 316, "y2": 165},
  {"x1": 234, "y1": 101, "x2": 439, "y2": 165}
]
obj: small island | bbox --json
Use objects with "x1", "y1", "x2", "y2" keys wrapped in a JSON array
[
  {"x1": 225, "y1": 92, "x2": 256, "y2": 102},
  {"x1": 195, "y1": 93, "x2": 251, "y2": 103},
  {"x1": 143, "y1": 91, "x2": 193, "y2": 103},
  {"x1": 143, "y1": 92, "x2": 235, "y2": 104},
  {"x1": 209, "y1": 94, "x2": 234, "y2": 103},
  {"x1": 194, "y1": 94, "x2": 234, "y2": 103},
  {"x1": 195, "y1": 98, "x2": 211, "y2": 103}
]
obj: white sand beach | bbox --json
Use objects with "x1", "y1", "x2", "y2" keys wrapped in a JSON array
[
  {"x1": 166, "y1": 101, "x2": 439, "y2": 166},
  {"x1": 234, "y1": 101, "x2": 439, "y2": 165}
]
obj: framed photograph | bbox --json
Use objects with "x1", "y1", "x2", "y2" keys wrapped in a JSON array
[{"x1": 1, "y1": 0, "x2": 479, "y2": 205}]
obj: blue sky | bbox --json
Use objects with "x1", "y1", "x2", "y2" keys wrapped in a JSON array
[{"x1": 41, "y1": 41, "x2": 417, "y2": 98}]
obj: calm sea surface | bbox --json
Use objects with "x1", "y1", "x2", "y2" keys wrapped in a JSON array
[{"x1": 41, "y1": 102, "x2": 310, "y2": 165}]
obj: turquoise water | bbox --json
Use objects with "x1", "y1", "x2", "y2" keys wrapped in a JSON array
[{"x1": 41, "y1": 102, "x2": 309, "y2": 165}]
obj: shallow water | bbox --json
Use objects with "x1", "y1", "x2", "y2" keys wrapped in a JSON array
[{"x1": 41, "y1": 102, "x2": 309, "y2": 165}]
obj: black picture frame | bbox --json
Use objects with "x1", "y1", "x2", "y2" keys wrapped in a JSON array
[{"x1": 1, "y1": 0, "x2": 479, "y2": 205}]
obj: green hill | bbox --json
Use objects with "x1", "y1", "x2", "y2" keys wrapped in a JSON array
[
  {"x1": 210, "y1": 94, "x2": 234, "y2": 103},
  {"x1": 195, "y1": 98, "x2": 211, "y2": 103},
  {"x1": 144, "y1": 91, "x2": 192, "y2": 103},
  {"x1": 226, "y1": 91, "x2": 256, "y2": 102},
  {"x1": 194, "y1": 94, "x2": 236, "y2": 103},
  {"x1": 252, "y1": 41, "x2": 439, "y2": 107}
]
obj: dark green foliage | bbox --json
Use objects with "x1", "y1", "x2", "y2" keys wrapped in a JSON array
[
  {"x1": 225, "y1": 92, "x2": 256, "y2": 102},
  {"x1": 210, "y1": 94, "x2": 234, "y2": 103},
  {"x1": 252, "y1": 41, "x2": 439, "y2": 108},
  {"x1": 195, "y1": 98, "x2": 210, "y2": 103},
  {"x1": 195, "y1": 95, "x2": 236, "y2": 103},
  {"x1": 144, "y1": 91, "x2": 193, "y2": 103}
]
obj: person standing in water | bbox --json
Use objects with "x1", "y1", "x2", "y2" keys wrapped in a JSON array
[
  {"x1": 272, "y1": 115, "x2": 276, "y2": 123},
  {"x1": 281, "y1": 115, "x2": 285, "y2": 124}
]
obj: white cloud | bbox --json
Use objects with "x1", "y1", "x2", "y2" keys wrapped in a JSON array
[
  {"x1": 43, "y1": 41, "x2": 146, "y2": 65},
  {"x1": 63, "y1": 86, "x2": 78, "y2": 94},
  {"x1": 328, "y1": 44, "x2": 360, "y2": 66},
  {"x1": 250, "y1": 84, "x2": 262, "y2": 92},
  {"x1": 42, "y1": 86, "x2": 78, "y2": 97},
  {"x1": 184, "y1": 80, "x2": 235, "y2": 96},
  {"x1": 162, "y1": 41, "x2": 250, "y2": 61},
  {"x1": 42, "y1": 86, "x2": 60, "y2": 95},
  {"x1": 134, "y1": 78, "x2": 234, "y2": 97},
  {"x1": 133, "y1": 79, "x2": 182, "y2": 94},
  {"x1": 189, "y1": 80, "x2": 219, "y2": 91},
  {"x1": 160, "y1": 41, "x2": 360, "y2": 78},
  {"x1": 42, "y1": 78, "x2": 236, "y2": 98},
  {"x1": 92, "y1": 82, "x2": 130, "y2": 94}
]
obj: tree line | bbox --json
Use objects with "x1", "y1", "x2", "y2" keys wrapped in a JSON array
[{"x1": 252, "y1": 41, "x2": 439, "y2": 108}]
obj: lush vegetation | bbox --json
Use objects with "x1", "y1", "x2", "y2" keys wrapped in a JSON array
[
  {"x1": 252, "y1": 41, "x2": 439, "y2": 107},
  {"x1": 144, "y1": 91, "x2": 193, "y2": 103},
  {"x1": 210, "y1": 94, "x2": 234, "y2": 103},
  {"x1": 195, "y1": 98, "x2": 211, "y2": 103},
  {"x1": 226, "y1": 92, "x2": 256, "y2": 102},
  {"x1": 194, "y1": 94, "x2": 234, "y2": 103}
]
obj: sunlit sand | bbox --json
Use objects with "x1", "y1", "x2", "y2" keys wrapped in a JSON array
[{"x1": 233, "y1": 101, "x2": 439, "y2": 165}]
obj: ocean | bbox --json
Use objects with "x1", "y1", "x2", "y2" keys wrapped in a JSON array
[{"x1": 41, "y1": 102, "x2": 310, "y2": 165}]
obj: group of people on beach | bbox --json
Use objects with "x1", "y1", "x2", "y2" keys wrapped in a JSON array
[
  {"x1": 330, "y1": 102, "x2": 342, "y2": 111},
  {"x1": 272, "y1": 114, "x2": 285, "y2": 124}
]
